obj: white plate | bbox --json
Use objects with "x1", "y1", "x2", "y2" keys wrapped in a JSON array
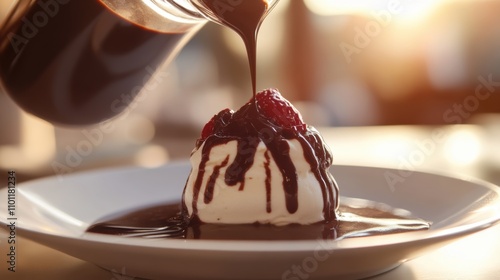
[{"x1": 1, "y1": 162, "x2": 500, "y2": 280}]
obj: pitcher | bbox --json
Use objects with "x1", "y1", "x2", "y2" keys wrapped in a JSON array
[{"x1": 0, "y1": 0, "x2": 278, "y2": 125}]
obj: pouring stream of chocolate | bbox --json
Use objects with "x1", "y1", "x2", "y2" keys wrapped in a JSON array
[{"x1": 189, "y1": 0, "x2": 274, "y2": 96}]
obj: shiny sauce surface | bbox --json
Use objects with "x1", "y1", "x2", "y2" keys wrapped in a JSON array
[{"x1": 86, "y1": 198, "x2": 430, "y2": 240}]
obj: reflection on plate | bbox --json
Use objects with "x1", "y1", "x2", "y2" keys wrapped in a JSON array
[{"x1": 1, "y1": 162, "x2": 500, "y2": 280}]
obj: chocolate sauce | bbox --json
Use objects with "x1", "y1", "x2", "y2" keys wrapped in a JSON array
[
  {"x1": 190, "y1": 0, "x2": 276, "y2": 95},
  {"x1": 86, "y1": 199, "x2": 430, "y2": 240},
  {"x1": 203, "y1": 155, "x2": 229, "y2": 204},
  {"x1": 0, "y1": 1, "x2": 200, "y2": 125},
  {"x1": 264, "y1": 150, "x2": 272, "y2": 213}
]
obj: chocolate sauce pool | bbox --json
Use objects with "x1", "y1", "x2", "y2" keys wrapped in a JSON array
[{"x1": 87, "y1": 198, "x2": 430, "y2": 240}]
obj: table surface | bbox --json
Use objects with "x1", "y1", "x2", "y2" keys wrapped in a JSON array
[{"x1": 1, "y1": 124, "x2": 500, "y2": 280}]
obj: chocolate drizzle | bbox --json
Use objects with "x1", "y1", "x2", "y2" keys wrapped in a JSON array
[
  {"x1": 204, "y1": 155, "x2": 230, "y2": 204},
  {"x1": 264, "y1": 150, "x2": 272, "y2": 213},
  {"x1": 185, "y1": 98, "x2": 339, "y2": 223},
  {"x1": 297, "y1": 132, "x2": 338, "y2": 221},
  {"x1": 190, "y1": 0, "x2": 273, "y2": 95}
]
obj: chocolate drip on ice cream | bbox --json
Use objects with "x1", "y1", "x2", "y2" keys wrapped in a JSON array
[{"x1": 185, "y1": 91, "x2": 339, "y2": 223}]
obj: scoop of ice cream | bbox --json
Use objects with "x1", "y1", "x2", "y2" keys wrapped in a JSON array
[{"x1": 182, "y1": 89, "x2": 338, "y2": 225}]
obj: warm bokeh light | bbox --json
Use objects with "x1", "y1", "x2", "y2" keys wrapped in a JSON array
[
  {"x1": 304, "y1": 0, "x2": 472, "y2": 20},
  {"x1": 123, "y1": 114, "x2": 156, "y2": 145},
  {"x1": 134, "y1": 144, "x2": 170, "y2": 168},
  {"x1": 304, "y1": 0, "x2": 397, "y2": 16},
  {"x1": 0, "y1": 113, "x2": 56, "y2": 172},
  {"x1": 444, "y1": 129, "x2": 483, "y2": 166}
]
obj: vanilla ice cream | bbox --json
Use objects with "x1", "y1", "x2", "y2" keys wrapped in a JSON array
[
  {"x1": 183, "y1": 138, "x2": 336, "y2": 225},
  {"x1": 181, "y1": 89, "x2": 338, "y2": 226}
]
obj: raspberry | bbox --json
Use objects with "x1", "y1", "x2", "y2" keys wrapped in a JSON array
[
  {"x1": 201, "y1": 115, "x2": 215, "y2": 140},
  {"x1": 254, "y1": 89, "x2": 306, "y2": 131},
  {"x1": 200, "y1": 89, "x2": 306, "y2": 141},
  {"x1": 200, "y1": 108, "x2": 234, "y2": 140}
]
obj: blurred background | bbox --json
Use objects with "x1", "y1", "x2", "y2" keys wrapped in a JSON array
[{"x1": 1, "y1": 0, "x2": 500, "y2": 183}]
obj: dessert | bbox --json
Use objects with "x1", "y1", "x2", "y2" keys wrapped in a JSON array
[
  {"x1": 87, "y1": 89, "x2": 430, "y2": 240},
  {"x1": 85, "y1": 0, "x2": 430, "y2": 241},
  {"x1": 183, "y1": 88, "x2": 338, "y2": 225}
]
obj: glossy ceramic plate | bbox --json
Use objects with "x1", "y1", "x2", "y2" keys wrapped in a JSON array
[{"x1": 1, "y1": 162, "x2": 500, "y2": 280}]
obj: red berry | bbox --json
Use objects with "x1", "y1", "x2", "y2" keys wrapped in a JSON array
[
  {"x1": 200, "y1": 89, "x2": 306, "y2": 142},
  {"x1": 254, "y1": 89, "x2": 306, "y2": 131},
  {"x1": 200, "y1": 108, "x2": 234, "y2": 140},
  {"x1": 201, "y1": 115, "x2": 215, "y2": 140}
]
